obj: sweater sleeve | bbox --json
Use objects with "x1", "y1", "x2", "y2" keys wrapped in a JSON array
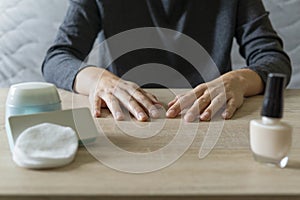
[
  {"x1": 235, "y1": 0, "x2": 292, "y2": 86},
  {"x1": 42, "y1": 0, "x2": 102, "y2": 91}
]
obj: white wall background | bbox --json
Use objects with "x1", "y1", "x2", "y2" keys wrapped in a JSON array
[{"x1": 0, "y1": 0, "x2": 69, "y2": 86}]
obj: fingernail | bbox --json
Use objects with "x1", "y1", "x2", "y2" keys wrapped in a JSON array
[
  {"x1": 138, "y1": 112, "x2": 147, "y2": 121},
  {"x1": 201, "y1": 112, "x2": 209, "y2": 120},
  {"x1": 222, "y1": 112, "x2": 227, "y2": 118},
  {"x1": 94, "y1": 110, "x2": 99, "y2": 117},
  {"x1": 166, "y1": 109, "x2": 176, "y2": 117},
  {"x1": 223, "y1": 112, "x2": 230, "y2": 119},
  {"x1": 150, "y1": 110, "x2": 160, "y2": 118},
  {"x1": 184, "y1": 113, "x2": 195, "y2": 122},
  {"x1": 116, "y1": 112, "x2": 124, "y2": 121},
  {"x1": 155, "y1": 104, "x2": 163, "y2": 109}
]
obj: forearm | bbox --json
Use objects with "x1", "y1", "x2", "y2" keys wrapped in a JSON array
[
  {"x1": 236, "y1": 0, "x2": 292, "y2": 87},
  {"x1": 42, "y1": 52, "x2": 83, "y2": 91},
  {"x1": 42, "y1": 0, "x2": 102, "y2": 91},
  {"x1": 245, "y1": 53, "x2": 292, "y2": 87}
]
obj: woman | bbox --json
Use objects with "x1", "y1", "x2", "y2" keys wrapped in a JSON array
[{"x1": 42, "y1": 0, "x2": 291, "y2": 122}]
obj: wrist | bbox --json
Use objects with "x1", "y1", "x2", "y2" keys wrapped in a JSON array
[
  {"x1": 232, "y1": 69, "x2": 264, "y2": 97},
  {"x1": 74, "y1": 66, "x2": 106, "y2": 95}
]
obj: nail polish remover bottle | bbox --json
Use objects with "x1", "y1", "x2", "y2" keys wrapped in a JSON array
[{"x1": 250, "y1": 73, "x2": 292, "y2": 168}]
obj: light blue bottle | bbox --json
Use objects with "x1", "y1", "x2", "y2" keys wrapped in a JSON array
[{"x1": 5, "y1": 82, "x2": 61, "y2": 151}]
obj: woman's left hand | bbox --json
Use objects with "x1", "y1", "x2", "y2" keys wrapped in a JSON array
[{"x1": 166, "y1": 69, "x2": 264, "y2": 122}]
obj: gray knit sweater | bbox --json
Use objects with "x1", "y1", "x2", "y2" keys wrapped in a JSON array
[{"x1": 42, "y1": 0, "x2": 291, "y2": 91}]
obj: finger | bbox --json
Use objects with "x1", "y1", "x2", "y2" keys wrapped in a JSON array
[
  {"x1": 170, "y1": 86, "x2": 207, "y2": 119},
  {"x1": 166, "y1": 92, "x2": 197, "y2": 118},
  {"x1": 124, "y1": 84, "x2": 160, "y2": 119},
  {"x1": 144, "y1": 91, "x2": 160, "y2": 104},
  {"x1": 200, "y1": 94, "x2": 226, "y2": 121},
  {"x1": 114, "y1": 90, "x2": 148, "y2": 121},
  {"x1": 205, "y1": 79, "x2": 225, "y2": 99},
  {"x1": 89, "y1": 92, "x2": 102, "y2": 118},
  {"x1": 167, "y1": 94, "x2": 182, "y2": 107},
  {"x1": 222, "y1": 98, "x2": 241, "y2": 119},
  {"x1": 102, "y1": 93, "x2": 124, "y2": 121},
  {"x1": 193, "y1": 84, "x2": 207, "y2": 97},
  {"x1": 168, "y1": 99, "x2": 176, "y2": 108},
  {"x1": 132, "y1": 90, "x2": 161, "y2": 118},
  {"x1": 184, "y1": 93, "x2": 211, "y2": 122},
  {"x1": 144, "y1": 91, "x2": 165, "y2": 117}
]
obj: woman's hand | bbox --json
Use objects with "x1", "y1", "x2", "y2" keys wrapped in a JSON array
[
  {"x1": 166, "y1": 69, "x2": 264, "y2": 122},
  {"x1": 74, "y1": 67, "x2": 162, "y2": 121}
]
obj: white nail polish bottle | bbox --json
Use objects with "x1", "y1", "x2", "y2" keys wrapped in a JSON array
[{"x1": 250, "y1": 73, "x2": 292, "y2": 168}]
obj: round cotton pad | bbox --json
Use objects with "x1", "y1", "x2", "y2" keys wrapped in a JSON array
[{"x1": 13, "y1": 123, "x2": 78, "y2": 169}]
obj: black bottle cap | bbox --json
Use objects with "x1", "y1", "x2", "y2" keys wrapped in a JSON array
[{"x1": 261, "y1": 73, "x2": 286, "y2": 118}]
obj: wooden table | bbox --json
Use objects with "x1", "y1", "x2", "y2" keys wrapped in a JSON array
[{"x1": 1, "y1": 88, "x2": 300, "y2": 200}]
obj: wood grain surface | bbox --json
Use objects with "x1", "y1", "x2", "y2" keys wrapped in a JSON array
[{"x1": 0, "y1": 89, "x2": 300, "y2": 200}]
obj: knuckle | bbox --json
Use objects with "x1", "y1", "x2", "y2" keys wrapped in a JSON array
[
  {"x1": 214, "y1": 97, "x2": 223, "y2": 105},
  {"x1": 195, "y1": 83, "x2": 207, "y2": 91},
  {"x1": 103, "y1": 87, "x2": 115, "y2": 94},
  {"x1": 94, "y1": 88, "x2": 104, "y2": 96},
  {"x1": 128, "y1": 98, "x2": 137, "y2": 105},
  {"x1": 226, "y1": 91, "x2": 236, "y2": 100},
  {"x1": 228, "y1": 98, "x2": 243, "y2": 109},
  {"x1": 130, "y1": 105, "x2": 143, "y2": 114},
  {"x1": 178, "y1": 95, "x2": 189, "y2": 102},
  {"x1": 197, "y1": 97, "x2": 209, "y2": 104},
  {"x1": 127, "y1": 82, "x2": 139, "y2": 89},
  {"x1": 214, "y1": 93, "x2": 226, "y2": 103},
  {"x1": 202, "y1": 92, "x2": 211, "y2": 98},
  {"x1": 175, "y1": 94, "x2": 184, "y2": 99},
  {"x1": 209, "y1": 87, "x2": 217, "y2": 95},
  {"x1": 227, "y1": 101, "x2": 236, "y2": 108},
  {"x1": 107, "y1": 97, "x2": 118, "y2": 105},
  {"x1": 139, "y1": 95, "x2": 150, "y2": 103}
]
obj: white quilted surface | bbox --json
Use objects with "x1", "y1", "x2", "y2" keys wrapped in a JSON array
[
  {"x1": 0, "y1": 0, "x2": 299, "y2": 88},
  {"x1": 0, "y1": 0, "x2": 68, "y2": 87},
  {"x1": 232, "y1": 0, "x2": 300, "y2": 88}
]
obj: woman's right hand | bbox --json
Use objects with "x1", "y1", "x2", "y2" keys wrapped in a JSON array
[{"x1": 74, "y1": 67, "x2": 162, "y2": 121}]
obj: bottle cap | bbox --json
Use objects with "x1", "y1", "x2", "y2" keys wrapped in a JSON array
[{"x1": 261, "y1": 73, "x2": 286, "y2": 118}]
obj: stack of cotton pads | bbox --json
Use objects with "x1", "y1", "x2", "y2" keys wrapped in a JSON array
[{"x1": 13, "y1": 123, "x2": 78, "y2": 169}]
